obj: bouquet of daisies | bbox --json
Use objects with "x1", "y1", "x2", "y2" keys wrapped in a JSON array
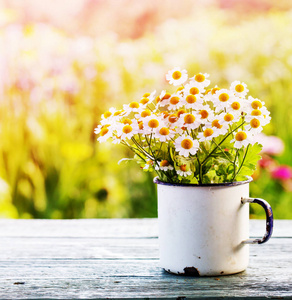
[{"x1": 95, "y1": 68, "x2": 270, "y2": 184}]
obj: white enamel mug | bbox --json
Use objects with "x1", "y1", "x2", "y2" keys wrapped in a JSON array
[{"x1": 154, "y1": 177, "x2": 273, "y2": 276}]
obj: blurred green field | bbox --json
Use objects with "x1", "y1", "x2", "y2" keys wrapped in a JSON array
[{"x1": 0, "y1": 1, "x2": 291, "y2": 219}]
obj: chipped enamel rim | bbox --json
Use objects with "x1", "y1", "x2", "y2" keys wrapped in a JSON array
[{"x1": 153, "y1": 176, "x2": 253, "y2": 187}]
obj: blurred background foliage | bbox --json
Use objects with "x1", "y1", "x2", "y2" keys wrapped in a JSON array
[{"x1": 0, "y1": 0, "x2": 291, "y2": 219}]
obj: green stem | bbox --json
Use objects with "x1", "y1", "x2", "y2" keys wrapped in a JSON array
[
  {"x1": 196, "y1": 154, "x2": 203, "y2": 184},
  {"x1": 232, "y1": 149, "x2": 239, "y2": 180},
  {"x1": 131, "y1": 137, "x2": 153, "y2": 160},
  {"x1": 121, "y1": 141, "x2": 146, "y2": 162},
  {"x1": 233, "y1": 144, "x2": 250, "y2": 180},
  {"x1": 212, "y1": 139, "x2": 233, "y2": 163},
  {"x1": 201, "y1": 121, "x2": 245, "y2": 166}
]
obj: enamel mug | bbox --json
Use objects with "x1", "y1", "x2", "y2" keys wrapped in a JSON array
[{"x1": 154, "y1": 177, "x2": 273, "y2": 276}]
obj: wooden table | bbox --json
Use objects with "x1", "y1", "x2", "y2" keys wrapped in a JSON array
[{"x1": 0, "y1": 219, "x2": 291, "y2": 299}]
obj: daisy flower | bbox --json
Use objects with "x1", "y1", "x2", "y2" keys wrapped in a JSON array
[
  {"x1": 167, "y1": 93, "x2": 184, "y2": 111},
  {"x1": 166, "y1": 113, "x2": 180, "y2": 129},
  {"x1": 221, "y1": 111, "x2": 241, "y2": 126},
  {"x1": 155, "y1": 160, "x2": 174, "y2": 171},
  {"x1": 100, "y1": 108, "x2": 127, "y2": 125},
  {"x1": 184, "y1": 81, "x2": 205, "y2": 96},
  {"x1": 212, "y1": 89, "x2": 234, "y2": 110},
  {"x1": 177, "y1": 112, "x2": 201, "y2": 130},
  {"x1": 156, "y1": 90, "x2": 171, "y2": 108},
  {"x1": 183, "y1": 93, "x2": 204, "y2": 109},
  {"x1": 97, "y1": 125, "x2": 113, "y2": 143},
  {"x1": 174, "y1": 135, "x2": 199, "y2": 157},
  {"x1": 196, "y1": 104, "x2": 214, "y2": 124},
  {"x1": 189, "y1": 73, "x2": 210, "y2": 88},
  {"x1": 204, "y1": 116, "x2": 229, "y2": 136},
  {"x1": 143, "y1": 114, "x2": 164, "y2": 134},
  {"x1": 176, "y1": 165, "x2": 192, "y2": 177},
  {"x1": 230, "y1": 81, "x2": 249, "y2": 98},
  {"x1": 154, "y1": 126, "x2": 176, "y2": 142},
  {"x1": 231, "y1": 131, "x2": 254, "y2": 148},
  {"x1": 135, "y1": 109, "x2": 152, "y2": 120},
  {"x1": 197, "y1": 125, "x2": 221, "y2": 142},
  {"x1": 166, "y1": 67, "x2": 188, "y2": 86},
  {"x1": 116, "y1": 120, "x2": 139, "y2": 140},
  {"x1": 227, "y1": 97, "x2": 247, "y2": 115},
  {"x1": 123, "y1": 101, "x2": 144, "y2": 114},
  {"x1": 245, "y1": 117, "x2": 265, "y2": 134},
  {"x1": 143, "y1": 160, "x2": 154, "y2": 170},
  {"x1": 139, "y1": 90, "x2": 157, "y2": 106},
  {"x1": 247, "y1": 106, "x2": 271, "y2": 126},
  {"x1": 246, "y1": 96, "x2": 265, "y2": 113}
]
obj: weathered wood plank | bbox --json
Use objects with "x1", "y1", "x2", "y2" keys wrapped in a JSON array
[
  {"x1": 0, "y1": 255, "x2": 291, "y2": 299},
  {"x1": 0, "y1": 219, "x2": 291, "y2": 299},
  {"x1": 0, "y1": 237, "x2": 291, "y2": 259},
  {"x1": 0, "y1": 219, "x2": 290, "y2": 238}
]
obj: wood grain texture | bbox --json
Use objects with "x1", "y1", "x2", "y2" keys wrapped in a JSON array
[{"x1": 0, "y1": 219, "x2": 291, "y2": 299}]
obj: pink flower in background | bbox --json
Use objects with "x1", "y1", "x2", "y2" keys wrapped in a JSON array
[
  {"x1": 257, "y1": 133, "x2": 284, "y2": 156},
  {"x1": 258, "y1": 155, "x2": 276, "y2": 170},
  {"x1": 271, "y1": 166, "x2": 292, "y2": 181}
]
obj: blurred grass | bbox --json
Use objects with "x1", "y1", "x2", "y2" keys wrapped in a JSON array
[{"x1": 0, "y1": 3, "x2": 291, "y2": 218}]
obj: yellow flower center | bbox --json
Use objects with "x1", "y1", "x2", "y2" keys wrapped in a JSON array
[
  {"x1": 147, "y1": 160, "x2": 153, "y2": 165},
  {"x1": 143, "y1": 92, "x2": 150, "y2": 97},
  {"x1": 148, "y1": 119, "x2": 159, "y2": 128},
  {"x1": 140, "y1": 98, "x2": 149, "y2": 105},
  {"x1": 205, "y1": 89, "x2": 211, "y2": 94},
  {"x1": 195, "y1": 74, "x2": 205, "y2": 83},
  {"x1": 181, "y1": 138, "x2": 193, "y2": 149},
  {"x1": 231, "y1": 102, "x2": 240, "y2": 110},
  {"x1": 114, "y1": 110, "x2": 123, "y2": 116},
  {"x1": 184, "y1": 114, "x2": 196, "y2": 124},
  {"x1": 122, "y1": 125, "x2": 133, "y2": 134},
  {"x1": 251, "y1": 100, "x2": 263, "y2": 109},
  {"x1": 200, "y1": 110, "x2": 209, "y2": 119},
  {"x1": 212, "y1": 87, "x2": 220, "y2": 95},
  {"x1": 168, "y1": 114, "x2": 178, "y2": 123},
  {"x1": 141, "y1": 110, "x2": 151, "y2": 118},
  {"x1": 123, "y1": 118, "x2": 132, "y2": 125},
  {"x1": 176, "y1": 86, "x2": 184, "y2": 92},
  {"x1": 155, "y1": 96, "x2": 161, "y2": 103},
  {"x1": 162, "y1": 111, "x2": 169, "y2": 118},
  {"x1": 129, "y1": 102, "x2": 140, "y2": 109},
  {"x1": 251, "y1": 109, "x2": 262, "y2": 116},
  {"x1": 170, "y1": 96, "x2": 180, "y2": 105},
  {"x1": 235, "y1": 131, "x2": 247, "y2": 141},
  {"x1": 186, "y1": 94, "x2": 196, "y2": 104},
  {"x1": 159, "y1": 127, "x2": 170, "y2": 135},
  {"x1": 235, "y1": 84, "x2": 244, "y2": 93},
  {"x1": 203, "y1": 128, "x2": 214, "y2": 137},
  {"x1": 212, "y1": 119, "x2": 223, "y2": 129},
  {"x1": 162, "y1": 93, "x2": 171, "y2": 100},
  {"x1": 219, "y1": 93, "x2": 229, "y2": 102},
  {"x1": 100, "y1": 128, "x2": 109, "y2": 136},
  {"x1": 177, "y1": 109, "x2": 187, "y2": 117},
  {"x1": 103, "y1": 111, "x2": 112, "y2": 118},
  {"x1": 160, "y1": 160, "x2": 170, "y2": 167},
  {"x1": 180, "y1": 164, "x2": 187, "y2": 171},
  {"x1": 190, "y1": 87, "x2": 199, "y2": 95},
  {"x1": 172, "y1": 71, "x2": 182, "y2": 80},
  {"x1": 224, "y1": 113, "x2": 234, "y2": 122},
  {"x1": 250, "y1": 118, "x2": 261, "y2": 128},
  {"x1": 138, "y1": 122, "x2": 144, "y2": 130}
]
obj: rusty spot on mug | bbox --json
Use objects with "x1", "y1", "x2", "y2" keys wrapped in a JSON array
[{"x1": 183, "y1": 267, "x2": 200, "y2": 276}]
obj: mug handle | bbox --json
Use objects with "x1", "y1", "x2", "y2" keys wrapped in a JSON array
[{"x1": 241, "y1": 197, "x2": 274, "y2": 244}]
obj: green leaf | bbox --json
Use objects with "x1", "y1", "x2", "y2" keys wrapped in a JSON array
[{"x1": 235, "y1": 143, "x2": 262, "y2": 181}]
